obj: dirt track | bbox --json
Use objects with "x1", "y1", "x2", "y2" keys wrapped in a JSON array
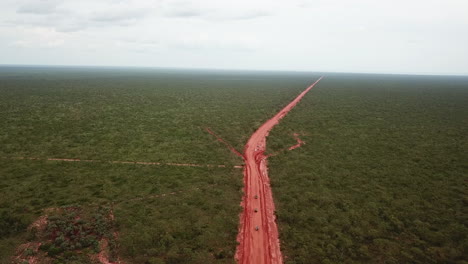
[
  {"x1": 235, "y1": 77, "x2": 323, "y2": 264},
  {"x1": 1, "y1": 156, "x2": 242, "y2": 169}
]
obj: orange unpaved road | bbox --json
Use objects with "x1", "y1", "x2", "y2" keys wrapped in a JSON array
[{"x1": 235, "y1": 77, "x2": 323, "y2": 264}]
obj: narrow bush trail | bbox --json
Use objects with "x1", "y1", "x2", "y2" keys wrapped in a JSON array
[
  {"x1": 205, "y1": 127, "x2": 244, "y2": 158},
  {"x1": 235, "y1": 77, "x2": 323, "y2": 264},
  {"x1": 1, "y1": 156, "x2": 242, "y2": 168}
]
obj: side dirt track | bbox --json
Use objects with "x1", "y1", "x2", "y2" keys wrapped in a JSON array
[
  {"x1": 0, "y1": 156, "x2": 242, "y2": 169},
  {"x1": 235, "y1": 77, "x2": 323, "y2": 264}
]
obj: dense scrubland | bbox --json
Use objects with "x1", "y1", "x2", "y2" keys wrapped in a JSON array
[
  {"x1": 1, "y1": 67, "x2": 467, "y2": 263},
  {"x1": 267, "y1": 74, "x2": 468, "y2": 264},
  {"x1": 0, "y1": 67, "x2": 314, "y2": 162},
  {"x1": 0, "y1": 66, "x2": 316, "y2": 263},
  {"x1": 0, "y1": 159, "x2": 244, "y2": 263}
]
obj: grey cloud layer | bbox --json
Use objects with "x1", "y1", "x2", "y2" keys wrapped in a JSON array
[
  {"x1": 1, "y1": 0, "x2": 467, "y2": 74},
  {"x1": 17, "y1": 0, "x2": 61, "y2": 14},
  {"x1": 13, "y1": 0, "x2": 271, "y2": 33}
]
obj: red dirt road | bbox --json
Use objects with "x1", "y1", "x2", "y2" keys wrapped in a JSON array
[{"x1": 235, "y1": 77, "x2": 323, "y2": 264}]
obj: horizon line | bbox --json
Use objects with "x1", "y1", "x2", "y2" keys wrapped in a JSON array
[{"x1": 1, "y1": 63, "x2": 467, "y2": 77}]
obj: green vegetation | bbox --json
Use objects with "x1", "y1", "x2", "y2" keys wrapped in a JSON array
[
  {"x1": 14, "y1": 206, "x2": 118, "y2": 264},
  {"x1": 0, "y1": 66, "x2": 316, "y2": 263},
  {"x1": 1, "y1": 67, "x2": 466, "y2": 263},
  {"x1": 40, "y1": 206, "x2": 115, "y2": 258},
  {"x1": 0, "y1": 158, "x2": 243, "y2": 264},
  {"x1": 267, "y1": 74, "x2": 468, "y2": 263},
  {"x1": 0, "y1": 67, "x2": 314, "y2": 162}
]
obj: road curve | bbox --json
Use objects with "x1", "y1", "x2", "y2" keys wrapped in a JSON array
[{"x1": 235, "y1": 77, "x2": 323, "y2": 264}]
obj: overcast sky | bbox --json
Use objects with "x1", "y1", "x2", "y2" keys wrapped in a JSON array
[{"x1": 1, "y1": 0, "x2": 467, "y2": 75}]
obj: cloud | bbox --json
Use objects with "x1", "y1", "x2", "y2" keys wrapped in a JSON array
[
  {"x1": 16, "y1": 0, "x2": 61, "y2": 14},
  {"x1": 5, "y1": 15, "x2": 87, "y2": 33},
  {"x1": 9, "y1": 26, "x2": 66, "y2": 48},
  {"x1": 163, "y1": 9, "x2": 202, "y2": 18},
  {"x1": 166, "y1": 31, "x2": 261, "y2": 53},
  {"x1": 10, "y1": 0, "x2": 270, "y2": 37},
  {"x1": 91, "y1": 8, "x2": 150, "y2": 22},
  {"x1": 224, "y1": 11, "x2": 269, "y2": 20},
  {"x1": 11, "y1": 40, "x2": 30, "y2": 47},
  {"x1": 9, "y1": 2, "x2": 153, "y2": 32},
  {"x1": 161, "y1": 0, "x2": 271, "y2": 20},
  {"x1": 10, "y1": 0, "x2": 159, "y2": 33},
  {"x1": 1, "y1": 0, "x2": 467, "y2": 74},
  {"x1": 115, "y1": 39, "x2": 162, "y2": 54}
]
